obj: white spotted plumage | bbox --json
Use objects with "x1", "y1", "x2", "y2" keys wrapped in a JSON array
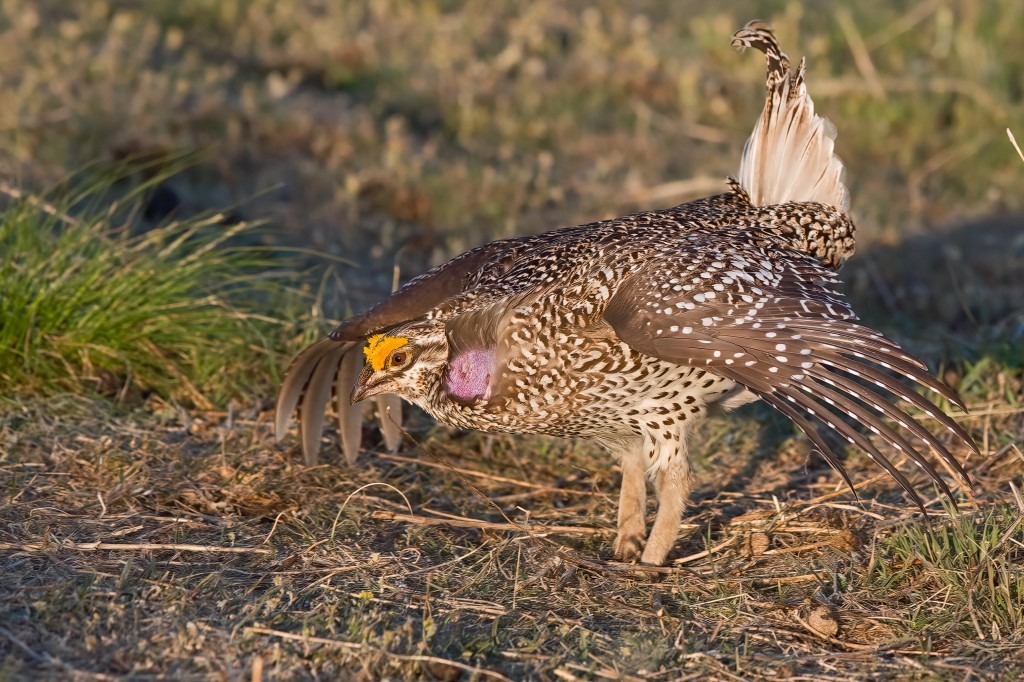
[{"x1": 274, "y1": 22, "x2": 976, "y2": 566}]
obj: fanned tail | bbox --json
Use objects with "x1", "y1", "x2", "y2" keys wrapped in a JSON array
[{"x1": 732, "y1": 21, "x2": 850, "y2": 211}]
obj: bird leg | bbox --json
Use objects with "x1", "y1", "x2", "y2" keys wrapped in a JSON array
[
  {"x1": 613, "y1": 449, "x2": 648, "y2": 561},
  {"x1": 640, "y1": 462, "x2": 693, "y2": 566}
]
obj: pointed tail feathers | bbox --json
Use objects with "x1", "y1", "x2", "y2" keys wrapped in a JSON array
[{"x1": 733, "y1": 21, "x2": 850, "y2": 211}]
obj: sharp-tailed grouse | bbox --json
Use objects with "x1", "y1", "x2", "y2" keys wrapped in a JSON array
[{"x1": 276, "y1": 21, "x2": 975, "y2": 565}]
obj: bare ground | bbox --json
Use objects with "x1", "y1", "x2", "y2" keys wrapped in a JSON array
[{"x1": 2, "y1": 275, "x2": 1022, "y2": 679}]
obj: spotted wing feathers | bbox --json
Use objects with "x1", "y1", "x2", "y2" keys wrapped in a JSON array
[{"x1": 605, "y1": 229, "x2": 975, "y2": 509}]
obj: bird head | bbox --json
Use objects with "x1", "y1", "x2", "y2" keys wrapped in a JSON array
[{"x1": 351, "y1": 323, "x2": 448, "y2": 409}]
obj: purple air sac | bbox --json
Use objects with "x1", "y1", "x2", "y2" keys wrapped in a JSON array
[{"x1": 445, "y1": 348, "x2": 494, "y2": 401}]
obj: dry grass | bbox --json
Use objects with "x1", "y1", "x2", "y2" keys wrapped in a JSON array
[
  {"x1": 2, "y1": 0, "x2": 1023, "y2": 679},
  {"x1": 3, "y1": 1, "x2": 1022, "y2": 305},
  {"x1": 2, "y1": 380, "x2": 1022, "y2": 679}
]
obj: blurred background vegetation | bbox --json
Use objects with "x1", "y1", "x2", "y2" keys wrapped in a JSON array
[{"x1": 2, "y1": 0, "x2": 1021, "y2": 317}]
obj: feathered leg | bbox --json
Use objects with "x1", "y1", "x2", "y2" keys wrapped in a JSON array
[
  {"x1": 613, "y1": 444, "x2": 648, "y2": 561},
  {"x1": 641, "y1": 451, "x2": 694, "y2": 565}
]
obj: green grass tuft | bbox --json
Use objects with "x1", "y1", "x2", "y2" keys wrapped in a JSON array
[
  {"x1": 0, "y1": 174, "x2": 305, "y2": 407},
  {"x1": 871, "y1": 503, "x2": 1024, "y2": 641}
]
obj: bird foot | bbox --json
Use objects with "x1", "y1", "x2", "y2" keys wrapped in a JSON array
[{"x1": 612, "y1": 533, "x2": 643, "y2": 562}]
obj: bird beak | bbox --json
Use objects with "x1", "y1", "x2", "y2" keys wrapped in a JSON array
[{"x1": 350, "y1": 367, "x2": 388, "y2": 404}]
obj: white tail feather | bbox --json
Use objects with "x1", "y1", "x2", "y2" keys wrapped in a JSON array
[{"x1": 734, "y1": 23, "x2": 849, "y2": 211}]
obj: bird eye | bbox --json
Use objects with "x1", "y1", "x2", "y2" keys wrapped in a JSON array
[{"x1": 389, "y1": 351, "x2": 408, "y2": 368}]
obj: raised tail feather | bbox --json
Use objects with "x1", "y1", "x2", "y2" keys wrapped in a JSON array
[{"x1": 733, "y1": 21, "x2": 850, "y2": 211}]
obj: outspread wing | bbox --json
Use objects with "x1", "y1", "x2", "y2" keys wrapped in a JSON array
[
  {"x1": 604, "y1": 227, "x2": 976, "y2": 509},
  {"x1": 275, "y1": 241, "x2": 513, "y2": 464}
]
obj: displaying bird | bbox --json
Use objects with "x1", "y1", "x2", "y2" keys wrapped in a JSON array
[{"x1": 276, "y1": 21, "x2": 976, "y2": 566}]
